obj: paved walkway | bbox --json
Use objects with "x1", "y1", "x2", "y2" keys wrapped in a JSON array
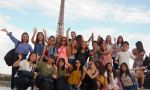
[
  {"x1": 0, "y1": 81, "x2": 150, "y2": 90},
  {"x1": 0, "y1": 87, "x2": 32, "y2": 90},
  {"x1": 0, "y1": 87, "x2": 149, "y2": 90}
]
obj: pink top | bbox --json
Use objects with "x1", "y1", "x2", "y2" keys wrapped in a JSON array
[
  {"x1": 58, "y1": 46, "x2": 68, "y2": 66},
  {"x1": 100, "y1": 54, "x2": 112, "y2": 66}
]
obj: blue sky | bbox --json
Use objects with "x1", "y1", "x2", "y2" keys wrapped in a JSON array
[{"x1": 0, "y1": 0, "x2": 150, "y2": 74}]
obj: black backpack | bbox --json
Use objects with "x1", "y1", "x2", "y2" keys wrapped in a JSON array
[
  {"x1": 4, "y1": 42, "x2": 20, "y2": 66},
  {"x1": 143, "y1": 55, "x2": 150, "y2": 70}
]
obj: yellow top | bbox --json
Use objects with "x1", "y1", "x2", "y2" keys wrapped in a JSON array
[
  {"x1": 97, "y1": 75, "x2": 105, "y2": 86},
  {"x1": 68, "y1": 70, "x2": 81, "y2": 86}
]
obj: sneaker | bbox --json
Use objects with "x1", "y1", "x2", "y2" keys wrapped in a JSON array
[{"x1": 141, "y1": 86, "x2": 144, "y2": 89}]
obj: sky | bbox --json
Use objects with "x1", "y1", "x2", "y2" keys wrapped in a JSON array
[{"x1": 0, "y1": 0, "x2": 150, "y2": 74}]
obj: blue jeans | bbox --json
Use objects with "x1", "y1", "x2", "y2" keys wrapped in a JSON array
[
  {"x1": 123, "y1": 85, "x2": 137, "y2": 90},
  {"x1": 68, "y1": 85, "x2": 76, "y2": 90}
]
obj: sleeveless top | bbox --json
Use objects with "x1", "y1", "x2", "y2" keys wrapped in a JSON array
[
  {"x1": 58, "y1": 46, "x2": 68, "y2": 68},
  {"x1": 81, "y1": 70, "x2": 98, "y2": 89},
  {"x1": 34, "y1": 43, "x2": 44, "y2": 56}
]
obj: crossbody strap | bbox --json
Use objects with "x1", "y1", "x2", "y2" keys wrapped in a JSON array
[
  {"x1": 15, "y1": 41, "x2": 20, "y2": 50},
  {"x1": 58, "y1": 46, "x2": 65, "y2": 54}
]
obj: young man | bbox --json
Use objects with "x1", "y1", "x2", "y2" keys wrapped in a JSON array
[{"x1": 115, "y1": 41, "x2": 136, "y2": 68}]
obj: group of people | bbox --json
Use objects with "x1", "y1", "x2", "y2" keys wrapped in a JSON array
[{"x1": 1, "y1": 28, "x2": 149, "y2": 90}]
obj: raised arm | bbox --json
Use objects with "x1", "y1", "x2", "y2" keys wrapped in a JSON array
[
  {"x1": 66, "y1": 28, "x2": 70, "y2": 46},
  {"x1": 1, "y1": 28, "x2": 9, "y2": 34},
  {"x1": 130, "y1": 52, "x2": 136, "y2": 60},
  {"x1": 38, "y1": 45, "x2": 46, "y2": 62},
  {"x1": 13, "y1": 54, "x2": 22, "y2": 67},
  {"x1": 83, "y1": 66, "x2": 99, "y2": 79},
  {"x1": 43, "y1": 29, "x2": 47, "y2": 43},
  {"x1": 115, "y1": 52, "x2": 119, "y2": 64},
  {"x1": 31, "y1": 28, "x2": 37, "y2": 45},
  {"x1": 1, "y1": 28, "x2": 19, "y2": 45},
  {"x1": 66, "y1": 28, "x2": 71, "y2": 57},
  {"x1": 77, "y1": 67, "x2": 86, "y2": 88},
  {"x1": 86, "y1": 33, "x2": 93, "y2": 43}
]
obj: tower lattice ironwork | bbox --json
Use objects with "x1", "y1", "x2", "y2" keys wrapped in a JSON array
[{"x1": 56, "y1": 0, "x2": 65, "y2": 36}]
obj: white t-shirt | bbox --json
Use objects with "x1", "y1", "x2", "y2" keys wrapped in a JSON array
[
  {"x1": 19, "y1": 60, "x2": 33, "y2": 72},
  {"x1": 115, "y1": 51, "x2": 136, "y2": 67}
]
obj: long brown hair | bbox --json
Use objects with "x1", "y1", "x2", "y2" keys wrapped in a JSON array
[
  {"x1": 136, "y1": 41, "x2": 145, "y2": 53},
  {"x1": 27, "y1": 52, "x2": 37, "y2": 64},
  {"x1": 21, "y1": 32, "x2": 29, "y2": 43},
  {"x1": 57, "y1": 58, "x2": 66, "y2": 70},
  {"x1": 58, "y1": 36, "x2": 67, "y2": 48}
]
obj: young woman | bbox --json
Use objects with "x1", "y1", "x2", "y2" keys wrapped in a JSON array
[
  {"x1": 97, "y1": 36, "x2": 104, "y2": 49},
  {"x1": 105, "y1": 35, "x2": 113, "y2": 54},
  {"x1": 96, "y1": 62, "x2": 108, "y2": 90},
  {"x1": 37, "y1": 55, "x2": 57, "y2": 90},
  {"x1": 57, "y1": 58, "x2": 69, "y2": 77},
  {"x1": 99, "y1": 43, "x2": 112, "y2": 66},
  {"x1": 55, "y1": 35, "x2": 62, "y2": 48},
  {"x1": 105, "y1": 63, "x2": 122, "y2": 90},
  {"x1": 66, "y1": 28, "x2": 77, "y2": 66},
  {"x1": 112, "y1": 36, "x2": 124, "y2": 70},
  {"x1": 31, "y1": 28, "x2": 46, "y2": 56},
  {"x1": 68, "y1": 39, "x2": 77, "y2": 66},
  {"x1": 57, "y1": 36, "x2": 71, "y2": 68},
  {"x1": 76, "y1": 35, "x2": 84, "y2": 48},
  {"x1": 119, "y1": 63, "x2": 138, "y2": 90},
  {"x1": 68, "y1": 60, "x2": 82, "y2": 90},
  {"x1": 76, "y1": 41, "x2": 89, "y2": 66},
  {"x1": 66, "y1": 28, "x2": 76, "y2": 44},
  {"x1": 80, "y1": 61, "x2": 99, "y2": 90},
  {"x1": 132, "y1": 41, "x2": 145, "y2": 88},
  {"x1": 55, "y1": 58, "x2": 70, "y2": 90},
  {"x1": 116, "y1": 36, "x2": 124, "y2": 49},
  {"x1": 1, "y1": 29, "x2": 33, "y2": 89},
  {"x1": 13, "y1": 52, "x2": 37, "y2": 90},
  {"x1": 76, "y1": 34, "x2": 93, "y2": 48}
]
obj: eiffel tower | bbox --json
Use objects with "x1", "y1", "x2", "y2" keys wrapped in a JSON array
[{"x1": 56, "y1": 0, "x2": 65, "y2": 36}]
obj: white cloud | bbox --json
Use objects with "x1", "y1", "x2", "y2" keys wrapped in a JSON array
[
  {"x1": 0, "y1": 15, "x2": 11, "y2": 26},
  {"x1": 0, "y1": 0, "x2": 30, "y2": 11},
  {"x1": 113, "y1": 7, "x2": 150, "y2": 23},
  {"x1": 1, "y1": 0, "x2": 150, "y2": 23}
]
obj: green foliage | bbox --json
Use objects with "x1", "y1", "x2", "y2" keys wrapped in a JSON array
[{"x1": 0, "y1": 76, "x2": 11, "y2": 81}]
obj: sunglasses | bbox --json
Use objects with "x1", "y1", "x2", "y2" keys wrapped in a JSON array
[{"x1": 89, "y1": 63, "x2": 93, "y2": 66}]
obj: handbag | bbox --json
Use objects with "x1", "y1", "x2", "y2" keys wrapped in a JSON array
[
  {"x1": 16, "y1": 70, "x2": 34, "y2": 90},
  {"x1": 17, "y1": 70, "x2": 34, "y2": 79},
  {"x1": 4, "y1": 42, "x2": 20, "y2": 66}
]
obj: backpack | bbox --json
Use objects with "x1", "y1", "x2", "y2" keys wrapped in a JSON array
[
  {"x1": 4, "y1": 42, "x2": 20, "y2": 66},
  {"x1": 143, "y1": 55, "x2": 150, "y2": 70}
]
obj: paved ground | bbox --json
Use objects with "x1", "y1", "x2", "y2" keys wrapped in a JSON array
[
  {"x1": 0, "y1": 87, "x2": 149, "y2": 90},
  {"x1": 0, "y1": 87, "x2": 31, "y2": 90}
]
